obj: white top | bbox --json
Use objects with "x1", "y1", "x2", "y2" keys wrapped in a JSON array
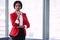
[
  {"x1": 19, "y1": 12, "x2": 23, "y2": 26},
  {"x1": 15, "y1": 11, "x2": 23, "y2": 26}
]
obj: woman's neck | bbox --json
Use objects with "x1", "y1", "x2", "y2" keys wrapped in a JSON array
[{"x1": 16, "y1": 11, "x2": 22, "y2": 15}]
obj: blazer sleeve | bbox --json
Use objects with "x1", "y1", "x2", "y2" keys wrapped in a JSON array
[
  {"x1": 24, "y1": 14, "x2": 30, "y2": 28},
  {"x1": 10, "y1": 14, "x2": 19, "y2": 28}
]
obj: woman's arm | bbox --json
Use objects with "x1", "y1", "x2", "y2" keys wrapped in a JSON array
[
  {"x1": 10, "y1": 14, "x2": 19, "y2": 28},
  {"x1": 24, "y1": 14, "x2": 30, "y2": 28}
]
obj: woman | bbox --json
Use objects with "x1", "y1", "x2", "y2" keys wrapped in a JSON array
[{"x1": 9, "y1": 1, "x2": 30, "y2": 40}]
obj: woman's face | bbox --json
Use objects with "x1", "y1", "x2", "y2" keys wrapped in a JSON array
[{"x1": 15, "y1": 3, "x2": 21, "y2": 11}]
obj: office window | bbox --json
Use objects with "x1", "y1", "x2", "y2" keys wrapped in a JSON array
[
  {"x1": 9, "y1": 0, "x2": 43, "y2": 39},
  {"x1": 0, "y1": 0, "x2": 5, "y2": 38},
  {"x1": 49, "y1": 0, "x2": 60, "y2": 40}
]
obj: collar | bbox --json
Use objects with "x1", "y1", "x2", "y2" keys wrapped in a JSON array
[{"x1": 15, "y1": 11, "x2": 22, "y2": 15}]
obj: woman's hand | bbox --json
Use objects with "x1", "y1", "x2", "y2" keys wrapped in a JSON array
[
  {"x1": 17, "y1": 11, "x2": 20, "y2": 19},
  {"x1": 17, "y1": 25, "x2": 25, "y2": 28}
]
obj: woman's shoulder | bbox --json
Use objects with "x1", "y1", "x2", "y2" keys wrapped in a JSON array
[
  {"x1": 10, "y1": 11, "x2": 16, "y2": 16},
  {"x1": 22, "y1": 12, "x2": 26, "y2": 15}
]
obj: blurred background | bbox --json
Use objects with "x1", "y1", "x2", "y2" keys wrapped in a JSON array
[{"x1": 0, "y1": 0, "x2": 60, "y2": 40}]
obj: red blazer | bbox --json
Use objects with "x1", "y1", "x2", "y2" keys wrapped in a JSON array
[{"x1": 9, "y1": 11, "x2": 30, "y2": 37}]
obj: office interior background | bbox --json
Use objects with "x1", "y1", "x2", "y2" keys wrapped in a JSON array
[{"x1": 0, "y1": 0, "x2": 60, "y2": 40}]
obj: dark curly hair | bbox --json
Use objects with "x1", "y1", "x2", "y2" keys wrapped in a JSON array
[{"x1": 13, "y1": 1, "x2": 22, "y2": 9}]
